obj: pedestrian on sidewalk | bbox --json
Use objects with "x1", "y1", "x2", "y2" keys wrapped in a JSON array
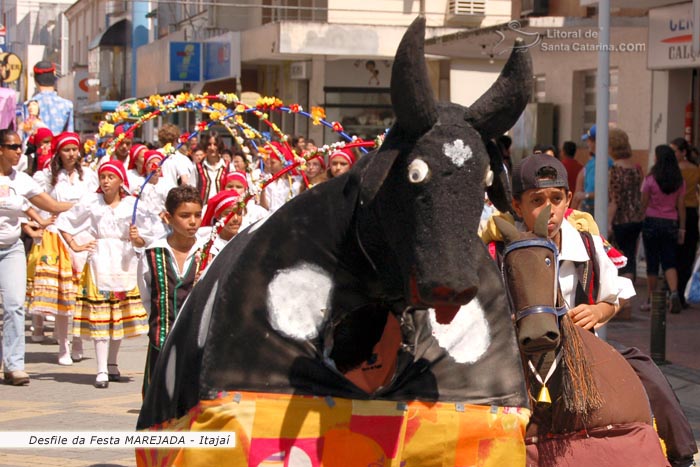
[
  {"x1": 608, "y1": 128, "x2": 644, "y2": 293},
  {"x1": 670, "y1": 137, "x2": 700, "y2": 309},
  {"x1": 0, "y1": 129, "x2": 74, "y2": 386},
  {"x1": 642, "y1": 144, "x2": 686, "y2": 314}
]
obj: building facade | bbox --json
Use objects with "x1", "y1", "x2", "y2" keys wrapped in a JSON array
[
  {"x1": 62, "y1": 0, "x2": 514, "y2": 142},
  {"x1": 428, "y1": 0, "x2": 654, "y2": 167}
]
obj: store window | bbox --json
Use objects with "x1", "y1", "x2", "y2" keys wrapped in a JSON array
[
  {"x1": 533, "y1": 74, "x2": 546, "y2": 103},
  {"x1": 262, "y1": 0, "x2": 328, "y2": 23},
  {"x1": 323, "y1": 87, "x2": 393, "y2": 143},
  {"x1": 582, "y1": 67, "x2": 618, "y2": 133}
]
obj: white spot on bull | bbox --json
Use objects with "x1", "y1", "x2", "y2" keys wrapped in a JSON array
[
  {"x1": 443, "y1": 139, "x2": 473, "y2": 168},
  {"x1": 267, "y1": 263, "x2": 333, "y2": 341},
  {"x1": 428, "y1": 298, "x2": 490, "y2": 363},
  {"x1": 198, "y1": 280, "x2": 219, "y2": 349},
  {"x1": 288, "y1": 446, "x2": 313, "y2": 466},
  {"x1": 165, "y1": 346, "x2": 177, "y2": 400}
]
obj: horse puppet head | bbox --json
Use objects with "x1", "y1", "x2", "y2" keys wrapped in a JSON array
[
  {"x1": 495, "y1": 207, "x2": 563, "y2": 354},
  {"x1": 356, "y1": 16, "x2": 532, "y2": 324},
  {"x1": 495, "y1": 208, "x2": 605, "y2": 416}
]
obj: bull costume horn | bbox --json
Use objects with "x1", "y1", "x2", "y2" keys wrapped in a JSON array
[
  {"x1": 465, "y1": 39, "x2": 533, "y2": 140},
  {"x1": 391, "y1": 16, "x2": 438, "y2": 136}
]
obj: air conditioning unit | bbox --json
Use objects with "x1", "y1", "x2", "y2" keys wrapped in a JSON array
[
  {"x1": 521, "y1": 0, "x2": 549, "y2": 17},
  {"x1": 290, "y1": 61, "x2": 311, "y2": 80},
  {"x1": 446, "y1": 0, "x2": 486, "y2": 26}
]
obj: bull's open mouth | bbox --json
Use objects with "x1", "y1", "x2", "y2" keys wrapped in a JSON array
[{"x1": 409, "y1": 275, "x2": 477, "y2": 324}]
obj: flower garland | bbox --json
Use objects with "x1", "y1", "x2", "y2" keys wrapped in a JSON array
[{"x1": 91, "y1": 92, "x2": 388, "y2": 236}]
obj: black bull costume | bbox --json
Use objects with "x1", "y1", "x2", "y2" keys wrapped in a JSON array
[{"x1": 138, "y1": 17, "x2": 536, "y2": 466}]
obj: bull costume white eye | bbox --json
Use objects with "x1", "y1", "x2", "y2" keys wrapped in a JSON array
[{"x1": 408, "y1": 158, "x2": 430, "y2": 183}]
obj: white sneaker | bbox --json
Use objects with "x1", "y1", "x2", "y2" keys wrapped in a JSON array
[
  {"x1": 58, "y1": 355, "x2": 73, "y2": 366},
  {"x1": 31, "y1": 334, "x2": 45, "y2": 343}
]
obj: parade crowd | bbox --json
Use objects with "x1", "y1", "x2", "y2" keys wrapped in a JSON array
[
  {"x1": 1, "y1": 61, "x2": 359, "y2": 390},
  {"x1": 0, "y1": 60, "x2": 698, "y2": 467}
]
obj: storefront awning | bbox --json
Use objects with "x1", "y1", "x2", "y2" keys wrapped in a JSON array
[
  {"x1": 80, "y1": 100, "x2": 120, "y2": 114},
  {"x1": 88, "y1": 19, "x2": 130, "y2": 50}
]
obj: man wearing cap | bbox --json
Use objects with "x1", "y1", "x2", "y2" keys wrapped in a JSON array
[
  {"x1": 23, "y1": 61, "x2": 74, "y2": 135},
  {"x1": 573, "y1": 125, "x2": 613, "y2": 215}
]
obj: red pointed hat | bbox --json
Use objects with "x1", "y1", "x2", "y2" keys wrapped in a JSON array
[
  {"x1": 51, "y1": 132, "x2": 80, "y2": 154},
  {"x1": 30, "y1": 127, "x2": 54, "y2": 146},
  {"x1": 223, "y1": 171, "x2": 248, "y2": 190},
  {"x1": 142, "y1": 150, "x2": 165, "y2": 175},
  {"x1": 329, "y1": 148, "x2": 356, "y2": 166},
  {"x1": 201, "y1": 190, "x2": 241, "y2": 227},
  {"x1": 128, "y1": 144, "x2": 148, "y2": 170},
  {"x1": 98, "y1": 160, "x2": 130, "y2": 190}
]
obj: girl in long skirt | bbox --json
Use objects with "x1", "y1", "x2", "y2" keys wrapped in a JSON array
[
  {"x1": 27, "y1": 132, "x2": 98, "y2": 364},
  {"x1": 57, "y1": 160, "x2": 164, "y2": 388}
]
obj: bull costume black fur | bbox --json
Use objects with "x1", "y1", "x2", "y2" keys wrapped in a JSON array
[{"x1": 138, "y1": 17, "x2": 535, "y2": 466}]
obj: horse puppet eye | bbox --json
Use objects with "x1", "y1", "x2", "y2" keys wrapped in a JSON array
[
  {"x1": 408, "y1": 158, "x2": 430, "y2": 184},
  {"x1": 544, "y1": 257, "x2": 552, "y2": 267}
]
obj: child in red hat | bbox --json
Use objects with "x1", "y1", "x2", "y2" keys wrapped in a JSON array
[{"x1": 57, "y1": 159, "x2": 164, "y2": 388}]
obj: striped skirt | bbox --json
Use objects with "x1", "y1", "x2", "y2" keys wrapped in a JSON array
[
  {"x1": 73, "y1": 264, "x2": 148, "y2": 340},
  {"x1": 26, "y1": 230, "x2": 78, "y2": 316}
]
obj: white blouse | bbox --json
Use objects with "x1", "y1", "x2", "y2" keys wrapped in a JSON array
[
  {"x1": 56, "y1": 193, "x2": 165, "y2": 291},
  {"x1": 263, "y1": 174, "x2": 303, "y2": 213}
]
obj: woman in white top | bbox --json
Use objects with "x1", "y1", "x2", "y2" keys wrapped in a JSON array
[
  {"x1": 0, "y1": 129, "x2": 73, "y2": 386},
  {"x1": 27, "y1": 132, "x2": 98, "y2": 365}
]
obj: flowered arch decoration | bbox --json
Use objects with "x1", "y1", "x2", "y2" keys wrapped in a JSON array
[{"x1": 90, "y1": 92, "x2": 387, "y2": 234}]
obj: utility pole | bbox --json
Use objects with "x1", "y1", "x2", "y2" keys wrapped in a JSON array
[{"x1": 594, "y1": 0, "x2": 610, "y2": 340}]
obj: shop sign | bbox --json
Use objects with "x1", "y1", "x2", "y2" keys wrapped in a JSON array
[
  {"x1": 0, "y1": 52, "x2": 22, "y2": 83},
  {"x1": 204, "y1": 42, "x2": 230, "y2": 81},
  {"x1": 649, "y1": 3, "x2": 700, "y2": 69},
  {"x1": 169, "y1": 42, "x2": 201, "y2": 82}
]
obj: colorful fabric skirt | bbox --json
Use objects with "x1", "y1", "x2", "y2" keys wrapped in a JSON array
[
  {"x1": 26, "y1": 230, "x2": 77, "y2": 316},
  {"x1": 73, "y1": 264, "x2": 148, "y2": 340},
  {"x1": 136, "y1": 392, "x2": 530, "y2": 467}
]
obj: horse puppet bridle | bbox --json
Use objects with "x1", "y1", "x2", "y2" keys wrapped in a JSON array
[
  {"x1": 501, "y1": 237, "x2": 568, "y2": 323},
  {"x1": 501, "y1": 235, "x2": 568, "y2": 404}
]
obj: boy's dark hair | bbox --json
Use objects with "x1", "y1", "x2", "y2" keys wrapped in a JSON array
[
  {"x1": 497, "y1": 134, "x2": 512, "y2": 150},
  {"x1": 562, "y1": 141, "x2": 577, "y2": 158},
  {"x1": 165, "y1": 185, "x2": 203, "y2": 215}
]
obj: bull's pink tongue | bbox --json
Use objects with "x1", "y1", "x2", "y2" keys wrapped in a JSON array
[{"x1": 434, "y1": 305, "x2": 460, "y2": 324}]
